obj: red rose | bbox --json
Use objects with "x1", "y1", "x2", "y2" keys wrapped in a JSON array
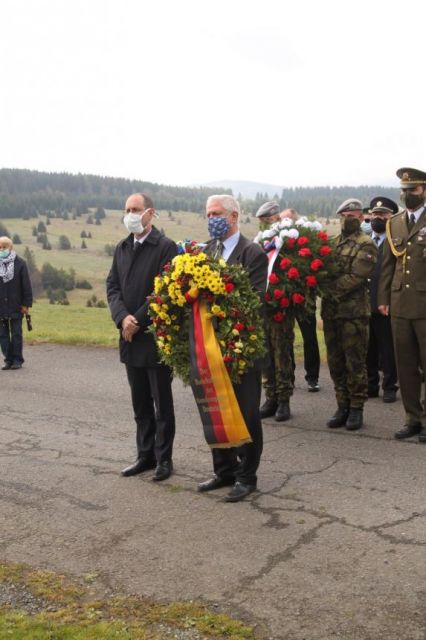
[
  {"x1": 319, "y1": 245, "x2": 332, "y2": 256},
  {"x1": 268, "y1": 272, "x2": 280, "y2": 284},
  {"x1": 287, "y1": 267, "x2": 300, "y2": 279},
  {"x1": 223, "y1": 355, "x2": 232, "y2": 363},
  {"x1": 286, "y1": 238, "x2": 296, "y2": 248},
  {"x1": 280, "y1": 257, "x2": 292, "y2": 269},
  {"x1": 247, "y1": 325, "x2": 256, "y2": 331},
  {"x1": 273, "y1": 289, "x2": 284, "y2": 300},
  {"x1": 225, "y1": 282, "x2": 235, "y2": 293},
  {"x1": 317, "y1": 231, "x2": 328, "y2": 241},
  {"x1": 306, "y1": 275, "x2": 317, "y2": 287},
  {"x1": 280, "y1": 296, "x2": 290, "y2": 308},
  {"x1": 265, "y1": 292, "x2": 271, "y2": 302},
  {"x1": 298, "y1": 247, "x2": 312, "y2": 257},
  {"x1": 156, "y1": 296, "x2": 162, "y2": 303},
  {"x1": 310, "y1": 259, "x2": 324, "y2": 272},
  {"x1": 273, "y1": 311, "x2": 285, "y2": 322},
  {"x1": 233, "y1": 322, "x2": 245, "y2": 331},
  {"x1": 297, "y1": 236, "x2": 309, "y2": 246},
  {"x1": 292, "y1": 293, "x2": 305, "y2": 304}
]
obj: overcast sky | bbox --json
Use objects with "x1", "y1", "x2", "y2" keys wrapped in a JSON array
[{"x1": 1, "y1": 0, "x2": 425, "y2": 188}]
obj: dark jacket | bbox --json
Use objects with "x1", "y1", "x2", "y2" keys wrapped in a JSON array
[
  {"x1": 106, "y1": 227, "x2": 177, "y2": 367},
  {"x1": 0, "y1": 255, "x2": 33, "y2": 319},
  {"x1": 369, "y1": 239, "x2": 384, "y2": 313},
  {"x1": 205, "y1": 234, "x2": 268, "y2": 371}
]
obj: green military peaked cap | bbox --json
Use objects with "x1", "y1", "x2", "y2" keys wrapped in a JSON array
[
  {"x1": 369, "y1": 196, "x2": 399, "y2": 215},
  {"x1": 396, "y1": 167, "x2": 426, "y2": 189}
]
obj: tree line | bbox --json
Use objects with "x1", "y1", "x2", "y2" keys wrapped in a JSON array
[{"x1": 0, "y1": 168, "x2": 401, "y2": 219}]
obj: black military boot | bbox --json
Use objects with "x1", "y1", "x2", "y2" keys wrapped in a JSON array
[
  {"x1": 275, "y1": 401, "x2": 290, "y2": 422},
  {"x1": 346, "y1": 408, "x2": 363, "y2": 431},
  {"x1": 326, "y1": 405, "x2": 349, "y2": 428},
  {"x1": 259, "y1": 399, "x2": 278, "y2": 419}
]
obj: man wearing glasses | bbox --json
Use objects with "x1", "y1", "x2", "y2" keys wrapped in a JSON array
[{"x1": 107, "y1": 193, "x2": 178, "y2": 480}]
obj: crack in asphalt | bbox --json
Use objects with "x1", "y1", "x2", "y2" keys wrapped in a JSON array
[{"x1": 0, "y1": 479, "x2": 106, "y2": 512}]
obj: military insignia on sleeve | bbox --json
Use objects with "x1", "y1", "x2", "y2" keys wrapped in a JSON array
[{"x1": 419, "y1": 226, "x2": 426, "y2": 237}]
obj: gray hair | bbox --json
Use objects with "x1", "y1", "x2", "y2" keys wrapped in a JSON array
[{"x1": 207, "y1": 194, "x2": 241, "y2": 216}]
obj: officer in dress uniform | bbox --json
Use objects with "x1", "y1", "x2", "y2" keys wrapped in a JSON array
[
  {"x1": 366, "y1": 197, "x2": 399, "y2": 403},
  {"x1": 322, "y1": 199, "x2": 378, "y2": 431},
  {"x1": 378, "y1": 168, "x2": 426, "y2": 441}
]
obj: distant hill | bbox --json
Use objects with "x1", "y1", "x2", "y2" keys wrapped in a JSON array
[
  {"x1": 205, "y1": 180, "x2": 285, "y2": 199},
  {"x1": 0, "y1": 168, "x2": 231, "y2": 219}
]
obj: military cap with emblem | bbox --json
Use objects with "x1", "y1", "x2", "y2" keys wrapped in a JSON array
[
  {"x1": 255, "y1": 201, "x2": 280, "y2": 218},
  {"x1": 335, "y1": 198, "x2": 363, "y2": 216},
  {"x1": 369, "y1": 196, "x2": 399, "y2": 215},
  {"x1": 396, "y1": 167, "x2": 426, "y2": 189}
]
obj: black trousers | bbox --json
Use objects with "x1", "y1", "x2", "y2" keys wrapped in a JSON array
[
  {"x1": 211, "y1": 370, "x2": 263, "y2": 486},
  {"x1": 296, "y1": 313, "x2": 320, "y2": 382},
  {"x1": 367, "y1": 313, "x2": 398, "y2": 393},
  {"x1": 0, "y1": 318, "x2": 24, "y2": 365},
  {"x1": 125, "y1": 364, "x2": 176, "y2": 464}
]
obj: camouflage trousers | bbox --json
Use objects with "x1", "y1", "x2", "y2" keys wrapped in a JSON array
[
  {"x1": 323, "y1": 317, "x2": 369, "y2": 409},
  {"x1": 262, "y1": 315, "x2": 295, "y2": 402}
]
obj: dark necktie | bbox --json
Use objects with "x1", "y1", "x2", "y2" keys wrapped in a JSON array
[
  {"x1": 374, "y1": 235, "x2": 380, "y2": 245},
  {"x1": 213, "y1": 240, "x2": 224, "y2": 259},
  {"x1": 407, "y1": 213, "x2": 416, "y2": 230}
]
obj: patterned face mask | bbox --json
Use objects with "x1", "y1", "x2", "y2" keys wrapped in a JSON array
[{"x1": 208, "y1": 215, "x2": 231, "y2": 240}]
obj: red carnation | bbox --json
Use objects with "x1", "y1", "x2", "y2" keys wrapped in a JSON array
[
  {"x1": 223, "y1": 355, "x2": 232, "y2": 363},
  {"x1": 310, "y1": 259, "x2": 324, "y2": 272},
  {"x1": 280, "y1": 296, "x2": 290, "y2": 308},
  {"x1": 233, "y1": 322, "x2": 245, "y2": 331},
  {"x1": 298, "y1": 247, "x2": 312, "y2": 257},
  {"x1": 317, "y1": 231, "x2": 328, "y2": 241},
  {"x1": 156, "y1": 296, "x2": 162, "y2": 303},
  {"x1": 292, "y1": 293, "x2": 305, "y2": 304},
  {"x1": 265, "y1": 292, "x2": 271, "y2": 302},
  {"x1": 268, "y1": 272, "x2": 280, "y2": 284},
  {"x1": 274, "y1": 289, "x2": 284, "y2": 300},
  {"x1": 247, "y1": 325, "x2": 256, "y2": 331},
  {"x1": 286, "y1": 238, "x2": 296, "y2": 248},
  {"x1": 225, "y1": 282, "x2": 235, "y2": 293},
  {"x1": 306, "y1": 275, "x2": 317, "y2": 287},
  {"x1": 287, "y1": 267, "x2": 300, "y2": 279},
  {"x1": 297, "y1": 236, "x2": 309, "y2": 246},
  {"x1": 280, "y1": 257, "x2": 292, "y2": 270},
  {"x1": 273, "y1": 311, "x2": 285, "y2": 322},
  {"x1": 319, "y1": 245, "x2": 332, "y2": 256}
]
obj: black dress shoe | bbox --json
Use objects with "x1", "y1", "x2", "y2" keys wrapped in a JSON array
[
  {"x1": 346, "y1": 408, "x2": 363, "y2": 431},
  {"x1": 307, "y1": 380, "x2": 320, "y2": 392},
  {"x1": 327, "y1": 405, "x2": 349, "y2": 428},
  {"x1": 197, "y1": 476, "x2": 235, "y2": 492},
  {"x1": 121, "y1": 459, "x2": 156, "y2": 477},
  {"x1": 224, "y1": 481, "x2": 256, "y2": 503},
  {"x1": 152, "y1": 461, "x2": 173, "y2": 481},
  {"x1": 10, "y1": 363, "x2": 22, "y2": 370},
  {"x1": 275, "y1": 401, "x2": 290, "y2": 422},
  {"x1": 418, "y1": 428, "x2": 426, "y2": 443},
  {"x1": 394, "y1": 424, "x2": 422, "y2": 440},
  {"x1": 259, "y1": 399, "x2": 278, "y2": 419},
  {"x1": 2, "y1": 363, "x2": 12, "y2": 370},
  {"x1": 383, "y1": 389, "x2": 397, "y2": 403}
]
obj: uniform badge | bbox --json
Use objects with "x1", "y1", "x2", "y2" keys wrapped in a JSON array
[
  {"x1": 419, "y1": 225, "x2": 426, "y2": 237},
  {"x1": 403, "y1": 172, "x2": 409, "y2": 180},
  {"x1": 376, "y1": 201, "x2": 382, "y2": 207}
]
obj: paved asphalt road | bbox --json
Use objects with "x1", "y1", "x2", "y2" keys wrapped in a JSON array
[{"x1": 1, "y1": 344, "x2": 426, "y2": 640}]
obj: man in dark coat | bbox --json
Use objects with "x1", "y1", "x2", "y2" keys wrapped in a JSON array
[
  {"x1": 197, "y1": 194, "x2": 268, "y2": 502},
  {"x1": 0, "y1": 236, "x2": 32, "y2": 370},
  {"x1": 378, "y1": 167, "x2": 426, "y2": 442},
  {"x1": 366, "y1": 197, "x2": 399, "y2": 403},
  {"x1": 106, "y1": 193, "x2": 178, "y2": 480}
]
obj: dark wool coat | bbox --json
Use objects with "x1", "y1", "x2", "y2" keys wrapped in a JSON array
[
  {"x1": 106, "y1": 227, "x2": 177, "y2": 367},
  {"x1": 0, "y1": 256, "x2": 33, "y2": 319}
]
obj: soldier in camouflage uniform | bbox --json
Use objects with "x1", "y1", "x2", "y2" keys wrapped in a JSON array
[
  {"x1": 256, "y1": 202, "x2": 294, "y2": 422},
  {"x1": 321, "y1": 199, "x2": 378, "y2": 430}
]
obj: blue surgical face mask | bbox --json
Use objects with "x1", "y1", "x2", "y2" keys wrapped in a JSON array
[
  {"x1": 208, "y1": 216, "x2": 231, "y2": 240},
  {"x1": 0, "y1": 249, "x2": 10, "y2": 259},
  {"x1": 360, "y1": 220, "x2": 372, "y2": 235}
]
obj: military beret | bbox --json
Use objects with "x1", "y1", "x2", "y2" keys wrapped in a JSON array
[
  {"x1": 255, "y1": 201, "x2": 280, "y2": 218},
  {"x1": 396, "y1": 167, "x2": 426, "y2": 189},
  {"x1": 335, "y1": 198, "x2": 363, "y2": 216},
  {"x1": 369, "y1": 196, "x2": 399, "y2": 215}
]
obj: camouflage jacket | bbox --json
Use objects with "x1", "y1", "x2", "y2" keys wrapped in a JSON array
[{"x1": 321, "y1": 230, "x2": 378, "y2": 319}]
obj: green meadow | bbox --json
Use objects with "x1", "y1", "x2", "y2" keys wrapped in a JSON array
[{"x1": 2, "y1": 208, "x2": 332, "y2": 357}]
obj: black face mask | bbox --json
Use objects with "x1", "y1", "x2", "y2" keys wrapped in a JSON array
[
  {"x1": 371, "y1": 218, "x2": 387, "y2": 234},
  {"x1": 340, "y1": 217, "x2": 361, "y2": 235},
  {"x1": 402, "y1": 191, "x2": 425, "y2": 211}
]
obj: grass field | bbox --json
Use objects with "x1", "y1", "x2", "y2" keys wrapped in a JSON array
[{"x1": 2, "y1": 208, "x2": 330, "y2": 359}]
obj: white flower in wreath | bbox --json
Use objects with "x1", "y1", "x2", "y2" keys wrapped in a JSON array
[
  {"x1": 311, "y1": 220, "x2": 323, "y2": 231},
  {"x1": 287, "y1": 228, "x2": 300, "y2": 239},
  {"x1": 262, "y1": 228, "x2": 277, "y2": 239},
  {"x1": 295, "y1": 217, "x2": 308, "y2": 227},
  {"x1": 279, "y1": 218, "x2": 293, "y2": 228},
  {"x1": 279, "y1": 229, "x2": 290, "y2": 238},
  {"x1": 253, "y1": 231, "x2": 263, "y2": 244}
]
